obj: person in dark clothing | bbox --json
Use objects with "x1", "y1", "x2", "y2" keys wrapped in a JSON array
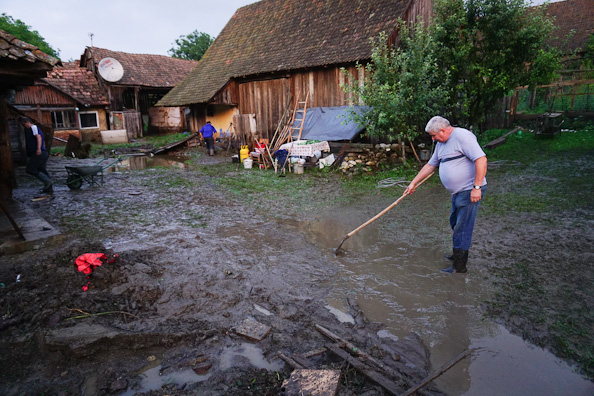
[
  {"x1": 20, "y1": 117, "x2": 53, "y2": 194},
  {"x1": 199, "y1": 121, "x2": 216, "y2": 156}
]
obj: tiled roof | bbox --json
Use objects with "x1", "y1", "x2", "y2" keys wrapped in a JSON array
[
  {"x1": 0, "y1": 29, "x2": 60, "y2": 66},
  {"x1": 82, "y1": 47, "x2": 198, "y2": 88},
  {"x1": 158, "y1": 0, "x2": 407, "y2": 106},
  {"x1": 43, "y1": 61, "x2": 109, "y2": 106},
  {"x1": 539, "y1": 0, "x2": 594, "y2": 53}
]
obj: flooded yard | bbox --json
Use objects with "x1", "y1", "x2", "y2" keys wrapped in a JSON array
[{"x1": 1, "y1": 149, "x2": 593, "y2": 395}]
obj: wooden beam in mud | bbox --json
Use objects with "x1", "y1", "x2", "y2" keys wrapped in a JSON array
[
  {"x1": 278, "y1": 353, "x2": 305, "y2": 369},
  {"x1": 324, "y1": 343, "x2": 404, "y2": 396},
  {"x1": 400, "y1": 349, "x2": 472, "y2": 396},
  {"x1": 150, "y1": 132, "x2": 199, "y2": 155},
  {"x1": 315, "y1": 324, "x2": 405, "y2": 382}
]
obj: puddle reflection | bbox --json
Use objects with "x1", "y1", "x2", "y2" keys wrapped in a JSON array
[{"x1": 113, "y1": 155, "x2": 190, "y2": 171}]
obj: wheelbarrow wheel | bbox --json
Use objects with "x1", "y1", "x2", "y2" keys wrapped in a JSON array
[{"x1": 66, "y1": 175, "x2": 83, "y2": 190}]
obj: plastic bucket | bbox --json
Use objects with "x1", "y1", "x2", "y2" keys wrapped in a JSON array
[
  {"x1": 293, "y1": 164, "x2": 304, "y2": 174},
  {"x1": 243, "y1": 158, "x2": 253, "y2": 169},
  {"x1": 419, "y1": 150, "x2": 430, "y2": 161}
]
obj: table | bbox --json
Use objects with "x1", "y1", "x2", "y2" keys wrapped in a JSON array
[{"x1": 279, "y1": 140, "x2": 331, "y2": 156}]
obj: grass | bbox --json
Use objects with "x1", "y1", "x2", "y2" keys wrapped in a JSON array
[
  {"x1": 479, "y1": 123, "x2": 594, "y2": 215},
  {"x1": 200, "y1": 162, "x2": 327, "y2": 213}
]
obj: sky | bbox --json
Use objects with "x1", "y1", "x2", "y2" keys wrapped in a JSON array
[
  {"x1": 2, "y1": 0, "x2": 562, "y2": 62},
  {"x1": 1, "y1": 0, "x2": 257, "y2": 61}
]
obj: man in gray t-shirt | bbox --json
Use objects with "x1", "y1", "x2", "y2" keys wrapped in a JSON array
[{"x1": 405, "y1": 116, "x2": 487, "y2": 274}]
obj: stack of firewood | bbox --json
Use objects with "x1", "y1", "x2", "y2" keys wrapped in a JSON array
[{"x1": 340, "y1": 143, "x2": 412, "y2": 174}]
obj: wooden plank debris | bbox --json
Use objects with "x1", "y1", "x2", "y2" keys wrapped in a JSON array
[
  {"x1": 400, "y1": 349, "x2": 472, "y2": 396},
  {"x1": 151, "y1": 132, "x2": 199, "y2": 155},
  {"x1": 331, "y1": 143, "x2": 351, "y2": 168},
  {"x1": 0, "y1": 201, "x2": 26, "y2": 241},
  {"x1": 282, "y1": 369, "x2": 341, "y2": 396},
  {"x1": 234, "y1": 318, "x2": 271, "y2": 341},
  {"x1": 483, "y1": 127, "x2": 521, "y2": 150},
  {"x1": 325, "y1": 343, "x2": 403, "y2": 396},
  {"x1": 315, "y1": 324, "x2": 404, "y2": 382},
  {"x1": 279, "y1": 353, "x2": 306, "y2": 369}
]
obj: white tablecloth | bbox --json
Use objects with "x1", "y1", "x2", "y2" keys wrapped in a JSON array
[{"x1": 279, "y1": 140, "x2": 330, "y2": 156}]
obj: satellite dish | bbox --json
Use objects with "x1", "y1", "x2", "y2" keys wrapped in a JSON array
[{"x1": 98, "y1": 57, "x2": 124, "y2": 82}]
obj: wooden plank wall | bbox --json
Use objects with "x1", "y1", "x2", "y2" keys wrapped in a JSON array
[
  {"x1": 14, "y1": 85, "x2": 75, "y2": 106},
  {"x1": 401, "y1": 0, "x2": 433, "y2": 25},
  {"x1": 238, "y1": 77, "x2": 290, "y2": 137},
  {"x1": 237, "y1": 65, "x2": 365, "y2": 140},
  {"x1": 212, "y1": 80, "x2": 239, "y2": 105}
]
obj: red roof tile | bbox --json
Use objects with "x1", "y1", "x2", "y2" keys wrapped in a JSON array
[
  {"x1": 82, "y1": 47, "x2": 198, "y2": 88},
  {"x1": 43, "y1": 61, "x2": 109, "y2": 106},
  {"x1": 0, "y1": 29, "x2": 60, "y2": 66}
]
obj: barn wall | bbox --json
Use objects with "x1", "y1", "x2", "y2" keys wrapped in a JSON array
[
  {"x1": 14, "y1": 84, "x2": 76, "y2": 106},
  {"x1": 149, "y1": 106, "x2": 185, "y2": 134},
  {"x1": 238, "y1": 77, "x2": 291, "y2": 137},
  {"x1": 212, "y1": 80, "x2": 239, "y2": 105},
  {"x1": 236, "y1": 64, "x2": 365, "y2": 140},
  {"x1": 401, "y1": 0, "x2": 433, "y2": 25}
]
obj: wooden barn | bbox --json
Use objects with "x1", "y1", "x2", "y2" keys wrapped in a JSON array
[
  {"x1": 13, "y1": 61, "x2": 110, "y2": 143},
  {"x1": 0, "y1": 29, "x2": 60, "y2": 201},
  {"x1": 157, "y1": 0, "x2": 434, "y2": 140},
  {"x1": 79, "y1": 47, "x2": 198, "y2": 135}
]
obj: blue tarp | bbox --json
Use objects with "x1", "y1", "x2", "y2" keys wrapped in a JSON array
[{"x1": 291, "y1": 106, "x2": 368, "y2": 142}]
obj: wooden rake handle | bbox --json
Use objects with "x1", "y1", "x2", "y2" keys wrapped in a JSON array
[
  {"x1": 348, "y1": 172, "x2": 434, "y2": 238},
  {"x1": 335, "y1": 172, "x2": 434, "y2": 254}
]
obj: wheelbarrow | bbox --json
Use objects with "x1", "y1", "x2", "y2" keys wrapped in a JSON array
[{"x1": 65, "y1": 158, "x2": 121, "y2": 190}]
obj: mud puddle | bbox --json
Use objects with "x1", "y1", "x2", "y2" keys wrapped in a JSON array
[
  {"x1": 118, "y1": 341, "x2": 282, "y2": 395},
  {"x1": 302, "y1": 197, "x2": 594, "y2": 396},
  {"x1": 114, "y1": 155, "x2": 191, "y2": 171}
]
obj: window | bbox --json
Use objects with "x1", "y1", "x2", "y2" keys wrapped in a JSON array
[
  {"x1": 79, "y1": 111, "x2": 99, "y2": 129},
  {"x1": 51, "y1": 110, "x2": 77, "y2": 129}
]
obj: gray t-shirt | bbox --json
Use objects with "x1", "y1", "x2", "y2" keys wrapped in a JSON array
[{"x1": 428, "y1": 127, "x2": 487, "y2": 194}]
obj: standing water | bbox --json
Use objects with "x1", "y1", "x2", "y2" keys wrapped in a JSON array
[{"x1": 302, "y1": 190, "x2": 594, "y2": 396}]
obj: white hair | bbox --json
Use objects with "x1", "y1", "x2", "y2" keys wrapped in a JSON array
[{"x1": 425, "y1": 116, "x2": 450, "y2": 133}]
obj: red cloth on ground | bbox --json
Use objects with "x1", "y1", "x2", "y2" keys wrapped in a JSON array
[{"x1": 75, "y1": 253, "x2": 107, "y2": 275}]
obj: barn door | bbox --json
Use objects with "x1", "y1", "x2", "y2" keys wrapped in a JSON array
[
  {"x1": 123, "y1": 111, "x2": 142, "y2": 139},
  {"x1": 111, "y1": 110, "x2": 142, "y2": 139}
]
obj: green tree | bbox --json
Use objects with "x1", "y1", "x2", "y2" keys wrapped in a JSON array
[
  {"x1": 341, "y1": 21, "x2": 449, "y2": 148},
  {"x1": 432, "y1": 0, "x2": 560, "y2": 129},
  {"x1": 0, "y1": 13, "x2": 60, "y2": 58},
  {"x1": 168, "y1": 30, "x2": 214, "y2": 61}
]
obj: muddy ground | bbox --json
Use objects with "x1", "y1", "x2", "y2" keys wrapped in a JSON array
[{"x1": 1, "y1": 143, "x2": 593, "y2": 395}]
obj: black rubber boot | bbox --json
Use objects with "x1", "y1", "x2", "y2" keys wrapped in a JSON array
[
  {"x1": 454, "y1": 249, "x2": 468, "y2": 273},
  {"x1": 440, "y1": 248, "x2": 468, "y2": 273},
  {"x1": 444, "y1": 253, "x2": 453, "y2": 260}
]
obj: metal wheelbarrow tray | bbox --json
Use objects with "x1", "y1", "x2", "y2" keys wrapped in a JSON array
[{"x1": 65, "y1": 158, "x2": 121, "y2": 190}]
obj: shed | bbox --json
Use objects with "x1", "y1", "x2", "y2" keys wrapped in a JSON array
[
  {"x1": 13, "y1": 61, "x2": 110, "y2": 143},
  {"x1": 0, "y1": 29, "x2": 60, "y2": 200},
  {"x1": 80, "y1": 47, "x2": 198, "y2": 135}
]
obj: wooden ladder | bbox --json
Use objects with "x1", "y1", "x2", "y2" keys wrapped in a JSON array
[
  {"x1": 291, "y1": 91, "x2": 309, "y2": 142},
  {"x1": 270, "y1": 90, "x2": 310, "y2": 152}
]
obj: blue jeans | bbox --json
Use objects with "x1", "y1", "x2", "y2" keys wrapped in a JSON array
[{"x1": 450, "y1": 187, "x2": 485, "y2": 251}]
